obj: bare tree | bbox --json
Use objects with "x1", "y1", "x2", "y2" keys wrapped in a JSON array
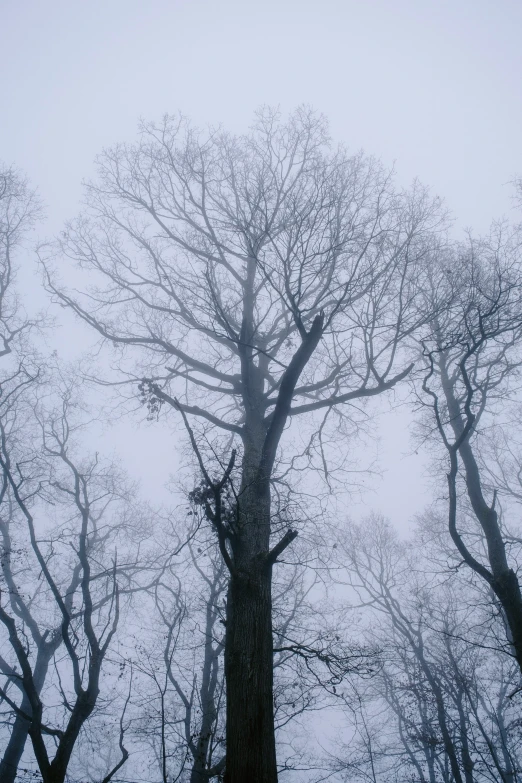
[
  {"x1": 0, "y1": 487, "x2": 81, "y2": 782},
  {"x1": 0, "y1": 163, "x2": 46, "y2": 781},
  {"x1": 0, "y1": 163, "x2": 42, "y2": 361},
  {"x1": 417, "y1": 228, "x2": 522, "y2": 673},
  {"x1": 335, "y1": 514, "x2": 522, "y2": 783},
  {"x1": 339, "y1": 517, "x2": 468, "y2": 783},
  {"x1": 43, "y1": 107, "x2": 445, "y2": 782},
  {"x1": 0, "y1": 387, "x2": 157, "y2": 783},
  {"x1": 154, "y1": 541, "x2": 227, "y2": 783}
]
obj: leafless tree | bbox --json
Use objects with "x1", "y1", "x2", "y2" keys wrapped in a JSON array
[
  {"x1": 335, "y1": 515, "x2": 522, "y2": 783},
  {"x1": 0, "y1": 163, "x2": 46, "y2": 780},
  {"x1": 0, "y1": 386, "x2": 159, "y2": 783},
  {"x1": 42, "y1": 107, "x2": 445, "y2": 783},
  {"x1": 416, "y1": 226, "x2": 522, "y2": 673},
  {"x1": 154, "y1": 541, "x2": 227, "y2": 783},
  {"x1": 128, "y1": 527, "x2": 226, "y2": 783},
  {"x1": 0, "y1": 163, "x2": 42, "y2": 361}
]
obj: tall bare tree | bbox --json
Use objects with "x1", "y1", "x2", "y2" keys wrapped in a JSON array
[
  {"x1": 0, "y1": 163, "x2": 45, "y2": 780},
  {"x1": 417, "y1": 227, "x2": 522, "y2": 673},
  {"x1": 43, "y1": 107, "x2": 445, "y2": 782}
]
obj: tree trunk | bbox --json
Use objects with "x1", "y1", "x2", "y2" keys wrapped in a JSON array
[
  {"x1": 456, "y1": 689, "x2": 474, "y2": 783},
  {"x1": 496, "y1": 705, "x2": 516, "y2": 783},
  {"x1": 458, "y1": 435, "x2": 522, "y2": 670},
  {"x1": 29, "y1": 689, "x2": 98, "y2": 783},
  {"x1": 0, "y1": 645, "x2": 55, "y2": 783},
  {"x1": 224, "y1": 559, "x2": 276, "y2": 783},
  {"x1": 0, "y1": 708, "x2": 31, "y2": 783},
  {"x1": 223, "y1": 449, "x2": 277, "y2": 783},
  {"x1": 222, "y1": 280, "x2": 323, "y2": 782}
]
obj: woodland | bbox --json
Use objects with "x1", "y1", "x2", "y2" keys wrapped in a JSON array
[{"x1": 1, "y1": 108, "x2": 522, "y2": 783}]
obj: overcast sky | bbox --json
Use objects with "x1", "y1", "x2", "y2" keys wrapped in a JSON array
[{"x1": 2, "y1": 0, "x2": 521, "y2": 528}]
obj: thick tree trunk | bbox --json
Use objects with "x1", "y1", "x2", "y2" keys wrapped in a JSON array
[
  {"x1": 224, "y1": 416, "x2": 277, "y2": 782},
  {"x1": 220, "y1": 270, "x2": 281, "y2": 783},
  {"x1": 51, "y1": 700, "x2": 97, "y2": 783},
  {"x1": 224, "y1": 558, "x2": 276, "y2": 783},
  {"x1": 222, "y1": 285, "x2": 323, "y2": 781}
]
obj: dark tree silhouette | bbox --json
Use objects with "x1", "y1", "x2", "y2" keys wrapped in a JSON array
[{"x1": 43, "y1": 108, "x2": 444, "y2": 782}]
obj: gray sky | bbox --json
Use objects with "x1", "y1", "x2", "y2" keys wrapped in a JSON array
[
  {"x1": 1, "y1": 0, "x2": 521, "y2": 527},
  {"x1": 3, "y1": 0, "x2": 521, "y2": 232}
]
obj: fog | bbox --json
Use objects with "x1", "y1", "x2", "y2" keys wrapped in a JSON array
[
  {"x1": 3, "y1": 1, "x2": 522, "y2": 231},
  {"x1": 5, "y1": 0, "x2": 519, "y2": 526},
  {"x1": 1, "y1": 2, "x2": 522, "y2": 782}
]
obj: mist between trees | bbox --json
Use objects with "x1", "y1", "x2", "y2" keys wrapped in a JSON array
[{"x1": 1, "y1": 107, "x2": 522, "y2": 783}]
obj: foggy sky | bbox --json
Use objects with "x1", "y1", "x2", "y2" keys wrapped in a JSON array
[{"x1": 1, "y1": 0, "x2": 521, "y2": 529}]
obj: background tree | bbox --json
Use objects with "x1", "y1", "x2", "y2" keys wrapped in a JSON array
[
  {"x1": 416, "y1": 228, "x2": 522, "y2": 673},
  {"x1": 0, "y1": 163, "x2": 42, "y2": 361},
  {"x1": 0, "y1": 384, "x2": 159, "y2": 783},
  {"x1": 334, "y1": 515, "x2": 522, "y2": 783},
  {"x1": 139, "y1": 538, "x2": 227, "y2": 783},
  {"x1": 0, "y1": 163, "x2": 45, "y2": 781}
]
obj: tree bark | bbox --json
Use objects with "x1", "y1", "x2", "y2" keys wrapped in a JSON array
[
  {"x1": 223, "y1": 429, "x2": 277, "y2": 783},
  {"x1": 224, "y1": 541, "x2": 276, "y2": 783}
]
